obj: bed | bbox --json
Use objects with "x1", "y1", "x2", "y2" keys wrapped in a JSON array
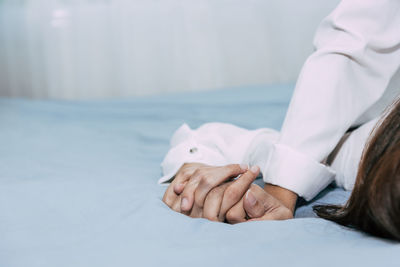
[{"x1": 1, "y1": 84, "x2": 399, "y2": 267}]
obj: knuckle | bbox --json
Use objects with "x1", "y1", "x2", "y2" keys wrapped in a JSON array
[
  {"x1": 180, "y1": 169, "x2": 191, "y2": 178},
  {"x1": 193, "y1": 170, "x2": 205, "y2": 180},
  {"x1": 199, "y1": 176, "x2": 213, "y2": 188},
  {"x1": 193, "y1": 169, "x2": 202, "y2": 176},
  {"x1": 186, "y1": 178, "x2": 198, "y2": 188},
  {"x1": 225, "y1": 210, "x2": 238, "y2": 222},
  {"x1": 199, "y1": 171, "x2": 208, "y2": 180}
]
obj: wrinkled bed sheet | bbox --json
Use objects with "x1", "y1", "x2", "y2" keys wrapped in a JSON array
[{"x1": 1, "y1": 84, "x2": 399, "y2": 267}]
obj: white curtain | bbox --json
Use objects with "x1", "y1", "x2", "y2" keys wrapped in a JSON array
[{"x1": 0, "y1": 0, "x2": 339, "y2": 99}]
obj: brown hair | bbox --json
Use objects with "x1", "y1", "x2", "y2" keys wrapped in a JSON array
[{"x1": 313, "y1": 98, "x2": 400, "y2": 241}]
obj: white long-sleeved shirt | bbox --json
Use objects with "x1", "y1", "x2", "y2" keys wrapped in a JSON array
[
  {"x1": 159, "y1": 118, "x2": 377, "y2": 193},
  {"x1": 264, "y1": 0, "x2": 400, "y2": 200},
  {"x1": 159, "y1": 0, "x2": 400, "y2": 201}
]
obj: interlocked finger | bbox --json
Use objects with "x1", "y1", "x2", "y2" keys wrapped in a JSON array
[
  {"x1": 218, "y1": 166, "x2": 259, "y2": 222},
  {"x1": 162, "y1": 165, "x2": 196, "y2": 207},
  {"x1": 179, "y1": 175, "x2": 202, "y2": 212},
  {"x1": 225, "y1": 198, "x2": 246, "y2": 224},
  {"x1": 193, "y1": 164, "x2": 247, "y2": 208},
  {"x1": 202, "y1": 182, "x2": 232, "y2": 222}
]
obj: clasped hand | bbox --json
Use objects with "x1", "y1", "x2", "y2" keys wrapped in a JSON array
[{"x1": 162, "y1": 163, "x2": 293, "y2": 223}]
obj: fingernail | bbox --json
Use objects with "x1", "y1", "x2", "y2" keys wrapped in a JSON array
[
  {"x1": 181, "y1": 197, "x2": 189, "y2": 210},
  {"x1": 246, "y1": 190, "x2": 257, "y2": 206},
  {"x1": 250, "y1": 165, "x2": 259, "y2": 173},
  {"x1": 240, "y1": 163, "x2": 248, "y2": 171}
]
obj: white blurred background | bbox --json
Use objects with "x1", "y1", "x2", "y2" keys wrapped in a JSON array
[{"x1": 0, "y1": 0, "x2": 339, "y2": 99}]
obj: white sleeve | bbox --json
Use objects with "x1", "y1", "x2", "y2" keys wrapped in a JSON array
[
  {"x1": 331, "y1": 118, "x2": 379, "y2": 191},
  {"x1": 264, "y1": 0, "x2": 400, "y2": 201},
  {"x1": 159, "y1": 123, "x2": 279, "y2": 184}
]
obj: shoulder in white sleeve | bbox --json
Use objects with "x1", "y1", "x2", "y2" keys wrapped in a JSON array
[{"x1": 331, "y1": 118, "x2": 379, "y2": 190}]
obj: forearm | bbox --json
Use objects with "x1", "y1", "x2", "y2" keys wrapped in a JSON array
[{"x1": 263, "y1": 183, "x2": 297, "y2": 214}]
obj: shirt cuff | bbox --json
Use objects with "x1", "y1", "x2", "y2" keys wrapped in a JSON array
[
  {"x1": 262, "y1": 144, "x2": 336, "y2": 201},
  {"x1": 158, "y1": 139, "x2": 229, "y2": 184}
]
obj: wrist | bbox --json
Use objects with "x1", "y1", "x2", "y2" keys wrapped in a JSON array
[{"x1": 263, "y1": 183, "x2": 298, "y2": 213}]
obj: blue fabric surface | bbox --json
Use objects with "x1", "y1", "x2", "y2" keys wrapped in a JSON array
[{"x1": 1, "y1": 84, "x2": 399, "y2": 267}]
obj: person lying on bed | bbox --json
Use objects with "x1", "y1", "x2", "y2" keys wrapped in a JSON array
[
  {"x1": 160, "y1": 99, "x2": 399, "y2": 240},
  {"x1": 160, "y1": 0, "x2": 400, "y2": 241}
]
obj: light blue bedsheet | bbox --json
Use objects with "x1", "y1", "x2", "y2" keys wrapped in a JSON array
[{"x1": 1, "y1": 84, "x2": 399, "y2": 267}]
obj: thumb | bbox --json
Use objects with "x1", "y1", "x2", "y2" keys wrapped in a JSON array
[{"x1": 243, "y1": 189, "x2": 265, "y2": 219}]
